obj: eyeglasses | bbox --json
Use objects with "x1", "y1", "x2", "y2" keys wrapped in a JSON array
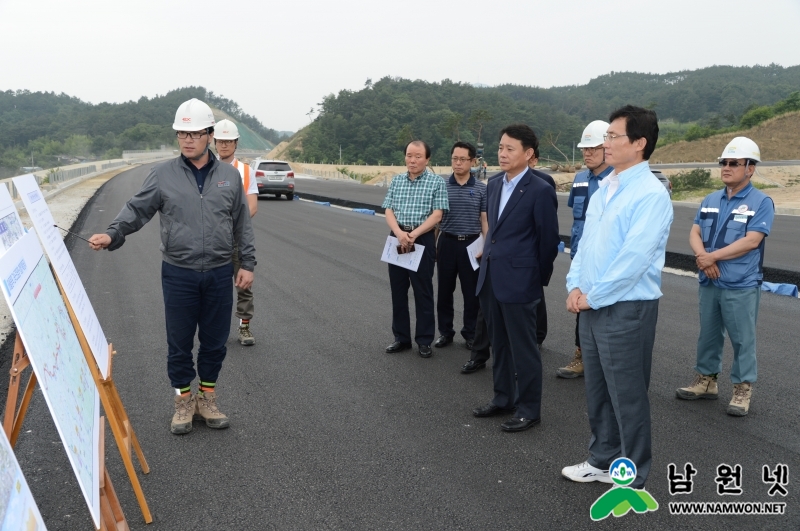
[
  {"x1": 176, "y1": 131, "x2": 208, "y2": 140},
  {"x1": 603, "y1": 133, "x2": 628, "y2": 142},
  {"x1": 216, "y1": 139, "x2": 236, "y2": 146},
  {"x1": 718, "y1": 160, "x2": 748, "y2": 168},
  {"x1": 451, "y1": 157, "x2": 473, "y2": 163},
  {"x1": 581, "y1": 146, "x2": 604, "y2": 153}
]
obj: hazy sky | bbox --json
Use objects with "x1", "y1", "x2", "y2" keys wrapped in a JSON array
[{"x1": 1, "y1": 0, "x2": 799, "y2": 132}]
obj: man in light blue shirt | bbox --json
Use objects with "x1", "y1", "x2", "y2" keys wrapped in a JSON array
[{"x1": 561, "y1": 106, "x2": 673, "y2": 489}]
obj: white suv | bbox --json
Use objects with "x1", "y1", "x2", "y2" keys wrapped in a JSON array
[{"x1": 249, "y1": 159, "x2": 295, "y2": 200}]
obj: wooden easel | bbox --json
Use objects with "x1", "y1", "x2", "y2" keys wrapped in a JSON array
[
  {"x1": 3, "y1": 336, "x2": 129, "y2": 530},
  {"x1": 3, "y1": 334, "x2": 36, "y2": 447}
]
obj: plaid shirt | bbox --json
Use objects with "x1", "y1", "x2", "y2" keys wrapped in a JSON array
[{"x1": 381, "y1": 168, "x2": 448, "y2": 227}]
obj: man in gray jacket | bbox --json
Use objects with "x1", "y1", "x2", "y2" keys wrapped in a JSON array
[{"x1": 89, "y1": 98, "x2": 256, "y2": 435}]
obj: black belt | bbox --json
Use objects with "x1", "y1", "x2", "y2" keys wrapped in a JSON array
[
  {"x1": 395, "y1": 225, "x2": 431, "y2": 237},
  {"x1": 443, "y1": 232, "x2": 479, "y2": 241}
]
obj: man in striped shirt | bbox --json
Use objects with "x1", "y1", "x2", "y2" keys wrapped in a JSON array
[
  {"x1": 382, "y1": 140, "x2": 449, "y2": 358},
  {"x1": 434, "y1": 142, "x2": 488, "y2": 351}
]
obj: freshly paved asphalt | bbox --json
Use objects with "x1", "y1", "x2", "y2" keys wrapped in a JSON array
[
  {"x1": 295, "y1": 176, "x2": 800, "y2": 276},
  {"x1": 5, "y1": 164, "x2": 799, "y2": 530}
]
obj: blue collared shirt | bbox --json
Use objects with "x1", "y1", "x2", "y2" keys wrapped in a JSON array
[
  {"x1": 693, "y1": 182, "x2": 774, "y2": 289},
  {"x1": 498, "y1": 168, "x2": 527, "y2": 220},
  {"x1": 566, "y1": 161, "x2": 673, "y2": 309}
]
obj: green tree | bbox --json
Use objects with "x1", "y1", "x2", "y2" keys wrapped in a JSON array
[{"x1": 740, "y1": 106, "x2": 773, "y2": 128}]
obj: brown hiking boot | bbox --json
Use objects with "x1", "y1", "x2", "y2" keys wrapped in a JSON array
[
  {"x1": 727, "y1": 382, "x2": 752, "y2": 417},
  {"x1": 171, "y1": 394, "x2": 195, "y2": 435},
  {"x1": 556, "y1": 348, "x2": 584, "y2": 379},
  {"x1": 194, "y1": 391, "x2": 230, "y2": 429},
  {"x1": 676, "y1": 373, "x2": 719, "y2": 400},
  {"x1": 238, "y1": 325, "x2": 255, "y2": 346}
]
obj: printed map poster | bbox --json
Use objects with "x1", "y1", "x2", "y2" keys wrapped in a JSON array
[
  {"x1": 12, "y1": 175, "x2": 110, "y2": 378},
  {"x1": 0, "y1": 231, "x2": 100, "y2": 527},
  {"x1": 0, "y1": 429, "x2": 47, "y2": 530},
  {"x1": 0, "y1": 185, "x2": 25, "y2": 255}
]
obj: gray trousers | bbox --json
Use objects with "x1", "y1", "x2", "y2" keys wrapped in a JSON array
[
  {"x1": 580, "y1": 299, "x2": 659, "y2": 489},
  {"x1": 696, "y1": 285, "x2": 760, "y2": 383},
  {"x1": 232, "y1": 242, "x2": 254, "y2": 321}
]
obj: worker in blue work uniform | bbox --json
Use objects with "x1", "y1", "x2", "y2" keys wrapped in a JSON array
[
  {"x1": 676, "y1": 137, "x2": 774, "y2": 417},
  {"x1": 556, "y1": 120, "x2": 613, "y2": 379}
]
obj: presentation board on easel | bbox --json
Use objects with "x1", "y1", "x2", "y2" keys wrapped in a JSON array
[
  {"x1": 0, "y1": 427, "x2": 47, "y2": 530},
  {"x1": 0, "y1": 230, "x2": 101, "y2": 528},
  {"x1": 13, "y1": 175, "x2": 111, "y2": 379}
]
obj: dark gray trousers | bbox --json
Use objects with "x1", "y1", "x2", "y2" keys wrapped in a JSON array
[{"x1": 580, "y1": 299, "x2": 659, "y2": 489}]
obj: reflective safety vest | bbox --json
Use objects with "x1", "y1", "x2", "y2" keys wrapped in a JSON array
[{"x1": 232, "y1": 158, "x2": 251, "y2": 192}]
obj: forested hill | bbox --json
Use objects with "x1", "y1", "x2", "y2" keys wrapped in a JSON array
[
  {"x1": 0, "y1": 87, "x2": 284, "y2": 174},
  {"x1": 496, "y1": 64, "x2": 800, "y2": 124},
  {"x1": 296, "y1": 64, "x2": 800, "y2": 166}
]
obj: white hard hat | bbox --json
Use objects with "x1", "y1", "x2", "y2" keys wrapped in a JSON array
[
  {"x1": 576, "y1": 120, "x2": 609, "y2": 148},
  {"x1": 173, "y1": 98, "x2": 216, "y2": 131},
  {"x1": 719, "y1": 136, "x2": 761, "y2": 163},
  {"x1": 215, "y1": 119, "x2": 240, "y2": 140}
]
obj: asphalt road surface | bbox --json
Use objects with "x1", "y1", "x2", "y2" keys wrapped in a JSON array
[
  {"x1": 295, "y1": 176, "x2": 800, "y2": 273},
  {"x1": 6, "y1": 164, "x2": 799, "y2": 530}
]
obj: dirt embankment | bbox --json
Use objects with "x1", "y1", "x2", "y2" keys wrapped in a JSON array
[{"x1": 652, "y1": 112, "x2": 800, "y2": 163}]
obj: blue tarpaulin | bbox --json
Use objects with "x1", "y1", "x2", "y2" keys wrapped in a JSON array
[
  {"x1": 352, "y1": 208, "x2": 375, "y2": 215},
  {"x1": 314, "y1": 201, "x2": 331, "y2": 207},
  {"x1": 761, "y1": 282, "x2": 799, "y2": 298}
]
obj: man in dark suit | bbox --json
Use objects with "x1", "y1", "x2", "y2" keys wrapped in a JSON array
[
  {"x1": 459, "y1": 150, "x2": 556, "y2": 374},
  {"x1": 471, "y1": 124, "x2": 560, "y2": 432},
  {"x1": 528, "y1": 151, "x2": 557, "y2": 348}
]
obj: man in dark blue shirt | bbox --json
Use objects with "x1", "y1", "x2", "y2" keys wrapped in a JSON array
[{"x1": 435, "y1": 142, "x2": 488, "y2": 351}]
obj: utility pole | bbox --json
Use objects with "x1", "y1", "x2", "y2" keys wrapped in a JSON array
[
  {"x1": 339, "y1": 145, "x2": 342, "y2": 165},
  {"x1": 572, "y1": 142, "x2": 575, "y2": 167}
]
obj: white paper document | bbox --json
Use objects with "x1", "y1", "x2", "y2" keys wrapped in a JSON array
[
  {"x1": 466, "y1": 234, "x2": 485, "y2": 271},
  {"x1": 13, "y1": 174, "x2": 110, "y2": 378},
  {"x1": 380, "y1": 236, "x2": 425, "y2": 272}
]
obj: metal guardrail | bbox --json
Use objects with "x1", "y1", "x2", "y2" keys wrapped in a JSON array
[
  {"x1": 101, "y1": 161, "x2": 128, "y2": 170},
  {"x1": 0, "y1": 153, "x2": 174, "y2": 200},
  {"x1": 48, "y1": 165, "x2": 97, "y2": 184},
  {"x1": 122, "y1": 149, "x2": 174, "y2": 160}
]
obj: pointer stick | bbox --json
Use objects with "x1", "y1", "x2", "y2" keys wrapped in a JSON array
[{"x1": 53, "y1": 224, "x2": 92, "y2": 243}]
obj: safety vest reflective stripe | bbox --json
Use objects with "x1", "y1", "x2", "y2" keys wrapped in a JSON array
[{"x1": 232, "y1": 159, "x2": 251, "y2": 192}]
